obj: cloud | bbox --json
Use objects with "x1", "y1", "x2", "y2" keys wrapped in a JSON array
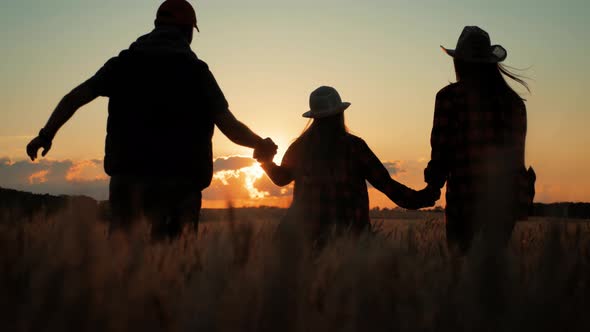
[
  {"x1": 29, "y1": 170, "x2": 49, "y2": 184},
  {"x1": 0, "y1": 155, "x2": 277, "y2": 203},
  {"x1": 254, "y1": 174, "x2": 293, "y2": 197},
  {"x1": 213, "y1": 156, "x2": 255, "y2": 172},
  {"x1": 0, "y1": 158, "x2": 109, "y2": 200},
  {"x1": 0, "y1": 155, "x2": 430, "y2": 208},
  {"x1": 66, "y1": 159, "x2": 108, "y2": 182},
  {"x1": 201, "y1": 155, "x2": 294, "y2": 207},
  {"x1": 382, "y1": 161, "x2": 404, "y2": 176},
  {"x1": 204, "y1": 156, "x2": 274, "y2": 201}
]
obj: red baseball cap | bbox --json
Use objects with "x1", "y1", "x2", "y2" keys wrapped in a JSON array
[{"x1": 155, "y1": 0, "x2": 199, "y2": 32}]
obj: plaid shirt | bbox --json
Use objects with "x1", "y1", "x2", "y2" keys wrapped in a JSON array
[
  {"x1": 263, "y1": 134, "x2": 417, "y2": 234},
  {"x1": 425, "y1": 82, "x2": 529, "y2": 220}
]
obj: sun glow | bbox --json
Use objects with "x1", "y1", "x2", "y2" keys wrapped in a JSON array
[{"x1": 213, "y1": 162, "x2": 269, "y2": 199}]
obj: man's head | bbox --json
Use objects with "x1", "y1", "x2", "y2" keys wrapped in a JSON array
[{"x1": 155, "y1": 0, "x2": 199, "y2": 43}]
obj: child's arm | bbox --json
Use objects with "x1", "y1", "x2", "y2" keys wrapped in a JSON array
[
  {"x1": 359, "y1": 140, "x2": 436, "y2": 209},
  {"x1": 260, "y1": 162, "x2": 293, "y2": 187},
  {"x1": 255, "y1": 143, "x2": 296, "y2": 187}
]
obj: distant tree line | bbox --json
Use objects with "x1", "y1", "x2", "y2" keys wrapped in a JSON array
[
  {"x1": 0, "y1": 187, "x2": 96, "y2": 224},
  {"x1": 371, "y1": 203, "x2": 590, "y2": 220},
  {"x1": 2, "y1": 187, "x2": 590, "y2": 223},
  {"x1": 530, "y1": 202, "x2": 590, "y2": 220}
]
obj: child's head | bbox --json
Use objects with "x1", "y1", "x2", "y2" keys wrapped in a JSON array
[
  {"x1": 302, "y1": 86, "x2": 350, "y2": 120},
  {"x1": 293, "y1": 87, "x2": 351, "y2": 166},
  {"x1": 297, "y1": 86, "x2": 350, "y2": 142}
]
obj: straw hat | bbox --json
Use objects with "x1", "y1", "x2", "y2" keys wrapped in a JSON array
[{"x1": 302, "y1": 86, "x2": 351, "y2": 119}]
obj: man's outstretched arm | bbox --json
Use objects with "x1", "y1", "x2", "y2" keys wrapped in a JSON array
[
  {"x1": 26, "y1": 80, "x2": 99, "y2": 161},
  {"x1": 214, "y1": 108, "x2": 264, "y2": 148},
  {"x1": 214, "y1": 108, "x2": 278, "y2": 160}
]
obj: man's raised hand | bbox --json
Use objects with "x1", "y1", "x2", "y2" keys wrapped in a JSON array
[{"x1": 26, "y1": 135, "x2": 52, "y2": 161}]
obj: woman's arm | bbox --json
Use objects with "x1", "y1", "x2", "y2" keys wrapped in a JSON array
[
  {"x1": 424, "y1": 89, "x2": 452, "y2": 189},
  {"x1": 514, "y1": 101, "x2": 527, "y2": 167}
]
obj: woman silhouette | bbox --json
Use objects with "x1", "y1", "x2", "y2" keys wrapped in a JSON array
[
  {"x1": 424, "y1": 26, "x2": 535, "y2": 253},
  {"x1": 255, "y1": 86, "x2": 437, "y2": 243}
]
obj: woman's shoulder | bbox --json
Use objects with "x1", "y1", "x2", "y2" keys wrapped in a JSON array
[
  {"x1": 436, "y1": 82, "x2": 464, "y2": 98},
  {"x1": 434, "y1": 83, "x2": 467, "y2": 114},
  {"x1": 510, "y1": 92, "x2": 527, "y2": 109}
]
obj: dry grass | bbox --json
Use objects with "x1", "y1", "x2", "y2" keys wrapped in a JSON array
[{"x1": 1, "y1": 202, "x2": 590, "y2": 332}]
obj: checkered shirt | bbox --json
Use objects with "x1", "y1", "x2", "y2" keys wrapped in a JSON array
[
  {"x1": 424, "y1": 82, "x2": 529, "y2": 219},
  {"x1": 273, "y1": 134, "x2": 417, "y2": 233}
]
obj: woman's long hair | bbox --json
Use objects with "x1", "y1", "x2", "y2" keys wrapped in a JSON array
[
  {"x1": 453, "y1": 59, "x2": 529, "y2": 169},
  {"x1": 454, "y1": 59, "x2": 530, "y2": 101}
]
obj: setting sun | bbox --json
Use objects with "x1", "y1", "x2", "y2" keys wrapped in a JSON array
[{"x1": 213, "y1": 161, "x2": 269, "y2": 200}]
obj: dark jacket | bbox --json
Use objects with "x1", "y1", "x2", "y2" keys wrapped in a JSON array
[{"x1": 88, "y1": 27, "x2": 228, "y2": 190}]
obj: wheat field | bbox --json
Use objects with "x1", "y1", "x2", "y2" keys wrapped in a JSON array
[{"x1": 1, "y1": 201, "x2": 590, "y2": 332}]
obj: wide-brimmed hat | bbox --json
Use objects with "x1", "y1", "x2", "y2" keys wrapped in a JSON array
[
  {"x1": 441, "y1": 26, "x2": 507, "y2": 63},
  {"x1": 302, "y1": 86, "x2": 351, "y2": 119}
]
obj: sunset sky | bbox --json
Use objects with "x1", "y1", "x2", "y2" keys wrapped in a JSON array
[{"x1": 1, "y1": 0, "x2": 589, "y2": 208}]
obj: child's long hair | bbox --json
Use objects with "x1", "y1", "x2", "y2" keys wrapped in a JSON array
[{"x1": 292, "y1": 114, "x2": 349, "y2": 172}]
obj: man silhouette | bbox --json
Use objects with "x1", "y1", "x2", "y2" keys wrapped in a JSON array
[{"x1": 26, "y1": 0, "x2": 277, "y2": 240}]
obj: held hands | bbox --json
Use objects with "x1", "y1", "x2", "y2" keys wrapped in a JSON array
[
  {"x1": 402, "y1": 184, "x2": 441, "y2": 210},
  {"x1": 253, "y1": 137, "x2": 278, "y2": 164},
  {"x1": 415, "y1": 184, "x2": 441, "y2": 209}
]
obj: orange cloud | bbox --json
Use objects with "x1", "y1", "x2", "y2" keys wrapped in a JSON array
[
  {"x1": 65, "y1": 160, "x2": 108, "y2": 182},
  {"x1": 204, "y1": 156, "x2": 432, "y2": 209},
  {"x1": 28, "y1": 170, "x2": 49, "y2": 185},
  {"x1": 1, "y1": 158, "x2": 109, "y2": 200},
  {"x1": 211, "y1": 164, "x2": 269, "y2": 199},
  {"x1": 203, "y1": 156, "x2": 294, "y2": 207},
  {"x1": 11, "y1": 155, "x2": 585, "y2": 208}
]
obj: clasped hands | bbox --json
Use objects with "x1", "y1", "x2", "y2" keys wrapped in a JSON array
[
  {"x1": 253, "y1": 137, "x2": 278, "y2": 164},
  {"x1": 408, "y1": 184, "x2": 441, "y2": 210}
]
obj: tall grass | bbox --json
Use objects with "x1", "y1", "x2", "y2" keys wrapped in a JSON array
[{"x1": 1, "y1": 201, "x2": 590, "y2": 331}]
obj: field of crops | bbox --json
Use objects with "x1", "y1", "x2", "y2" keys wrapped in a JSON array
[{"x1": 1, "y1": 202, "x2": 590, "y2": 332}]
